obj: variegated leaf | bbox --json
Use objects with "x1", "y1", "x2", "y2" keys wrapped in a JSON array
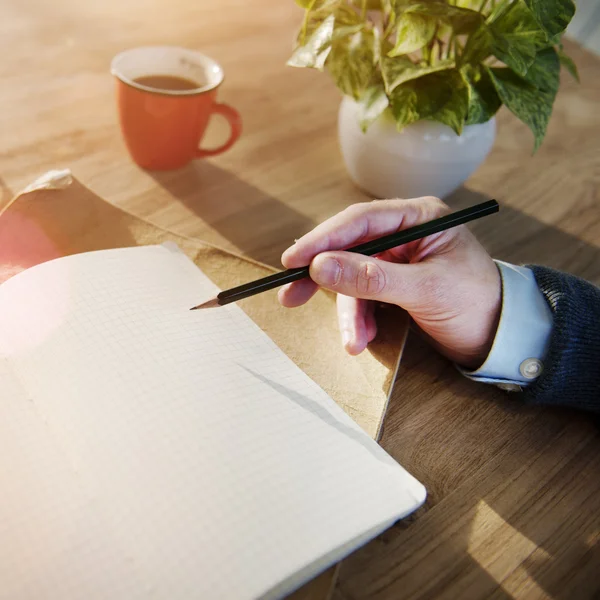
[
  {"x1": 327, "y1": 27, "x2": 379, "y2": 99},
  {"x1": 357, "y1": 85, "x2": 390, "y2": 131},
  {"x1": 389, "y1": 12, "x2": 436, "y2": 56},
  {"x1": 463, "y1": 67, "x2": 501, "y2": 125},
  {"x1": 391, "y1": 69, "x2": 469, "y2": 134},
  {"x1": 402, "y1": 2, "x2": 484, "y2": 34},
  {"x1": 287, "y1": 14, "x2": 335, "y2": 69},
  {"x1": 381, "y1": 55, "x2": 454, "y2": 93},
  {"x1": 488, "y1": 47, "x2": 560, "y2": 151},
  {"x1": 557, "y1": 46, "x2": 579, "y2": 82},
  {"x1": 523, "y1": 0, "x2": 575, "y2": 38},
  {"x1": 488, "y1": 1, "x2": 550, "y2": 76},
  {"x1": 390, "y1": 85, "x2": 420, "y2": 129}
]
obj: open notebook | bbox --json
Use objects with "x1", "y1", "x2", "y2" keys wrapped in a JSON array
[{"x1": 0, "y1": 244, "x2": 425, "y2": 600}]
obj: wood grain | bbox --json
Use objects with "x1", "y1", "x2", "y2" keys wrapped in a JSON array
[{"x1": 0, "y1": 1, "x2": 599, "y2": 598}]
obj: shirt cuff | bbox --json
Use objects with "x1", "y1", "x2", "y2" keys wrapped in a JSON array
[{"x1": 460, "y1": 261, "x2": 553, "y2": 390}]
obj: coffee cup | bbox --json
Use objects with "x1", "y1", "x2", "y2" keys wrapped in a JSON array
[{"x1": 111, "y1": 46, "x2": 242, "y2": 170}]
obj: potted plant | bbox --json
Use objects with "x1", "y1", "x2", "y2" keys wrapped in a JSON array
[{"x1": 287, "y1": 0, "x2": 578, "y2": 199}]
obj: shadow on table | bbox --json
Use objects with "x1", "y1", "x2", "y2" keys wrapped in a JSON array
[
  {"x1": 347, "y1": 186, "x2": 600, "y2": 598},
  {"x1": 149, "y1": 162, "x2": 316, "y2": 268},
  {"x1": 446, "y1": 186, "x2": 600, "y2": 283},
  {"x1": 150, "y1": 170, "x2": 600, "y2": 280}
]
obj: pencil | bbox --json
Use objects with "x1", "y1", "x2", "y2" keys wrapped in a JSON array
[{"x1": 190, "y1": 199, "x2": 499, "y2": 310}]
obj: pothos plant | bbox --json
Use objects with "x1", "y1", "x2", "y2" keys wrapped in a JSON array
[{"x1": 288, "y1": 0, "x2": 578, "y2": 150}]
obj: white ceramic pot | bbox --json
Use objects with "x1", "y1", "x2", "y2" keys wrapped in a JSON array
[{"x1": 338, "y1": 96, "x2": 496, "y2": 199}]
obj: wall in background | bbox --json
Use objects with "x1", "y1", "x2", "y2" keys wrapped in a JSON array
[{"x1": 567, "y1": 0, "x2": 600, "y2": 55}]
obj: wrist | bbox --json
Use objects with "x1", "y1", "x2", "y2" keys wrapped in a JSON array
[
  {"x1": 458, "y1": 265, "x2": 503, "y2": 370},
  {"x1": 459, "y1": 307, "x2": 501, "y2": 370}
]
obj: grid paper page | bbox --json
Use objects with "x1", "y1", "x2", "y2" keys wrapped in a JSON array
[{"x1": 0, "y1": 245, "x2": 425, "y2": 600}]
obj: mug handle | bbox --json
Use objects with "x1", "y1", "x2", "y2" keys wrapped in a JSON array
[{"x1": 196, "y1": 103, "x2": 242, "y2": 158}]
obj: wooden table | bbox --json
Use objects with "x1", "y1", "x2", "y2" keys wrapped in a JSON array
[{"x1": 1, "y1": 1, "x2": 600, "y2": 597}]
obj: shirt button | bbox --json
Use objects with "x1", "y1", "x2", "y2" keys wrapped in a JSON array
[{"x1": 520, "y1": 358, "x2": 543, "y2": 379}]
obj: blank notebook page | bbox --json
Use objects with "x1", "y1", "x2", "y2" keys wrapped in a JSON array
[{"x1": 0, "y1": 245, "x2": 425, "y2": 600}]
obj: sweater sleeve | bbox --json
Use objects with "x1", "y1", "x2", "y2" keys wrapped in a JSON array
[{"x1": 522, "y1": 265, "x2": 600, "y2": 412}]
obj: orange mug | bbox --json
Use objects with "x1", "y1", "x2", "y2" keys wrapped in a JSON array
[{"x1": 111, "y1": 46, "x2": 242, "y2": 170}]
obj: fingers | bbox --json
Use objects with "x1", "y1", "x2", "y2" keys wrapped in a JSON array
[
  {"x1": 337, "y1": 295, "x2": 377, "y2": 355},
  {"x1": 277, "y1": 279, "x2": 319, "y2": 308},
  {"x1": 365, "y1": 304, "x2": 377, "y2": 342},
  {"x1": 280, "y1": 280, "x2": 378, "y2": 355},
  {"x1": 309, "y1": 250, "x2": 425, "y2": 307},
  {"x1": 281, "y1": 196, "x2": 448, "y2": 269}
]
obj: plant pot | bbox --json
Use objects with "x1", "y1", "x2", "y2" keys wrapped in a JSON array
[{"x1": 338, "y1": 96, "x2": 496, "y2": 200}]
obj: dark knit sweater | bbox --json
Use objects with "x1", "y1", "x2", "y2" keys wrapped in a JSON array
[{"x1": 522, "y1": 266, "x2": 600, "y2": 413}]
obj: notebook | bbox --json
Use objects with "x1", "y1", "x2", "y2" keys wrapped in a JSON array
[{"x1": 0, "y1": 243, "x2": 426, "y2": 600}]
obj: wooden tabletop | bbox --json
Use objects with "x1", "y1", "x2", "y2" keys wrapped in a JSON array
[{"x1": 1, "y1": 0, "x2": 600, "y2": 598}]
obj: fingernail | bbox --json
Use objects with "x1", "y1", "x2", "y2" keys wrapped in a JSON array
[
  {"x1": 281, "y1": 248, "x2": 292, "y2": 266},
  {"x1": 339, "y1": 311, "x2": 352, "y2": 330},
  {"x1": 315, "y1": 256, "x2": 342, "y2": 287},
  {"x1": 341, "y1": 329, "x2": 352, "y2": 349}
]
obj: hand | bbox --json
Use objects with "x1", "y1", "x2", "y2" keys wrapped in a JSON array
[{"x1": 278, "y1": 197, "x2": 502, "y2": 370}]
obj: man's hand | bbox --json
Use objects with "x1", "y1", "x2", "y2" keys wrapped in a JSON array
[{"x1": 278, "y1": 197, "x2": 501, "y2": 369}]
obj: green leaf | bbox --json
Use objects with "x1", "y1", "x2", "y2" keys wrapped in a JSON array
[
  {"x1": 296, "y1": 2, "x2": 361, "y2": 45},
  {"x1": 381, "y1": 55, "x2": 454, "y2": 93},
  {"x1": 329, "y1": 4, "x2": 364, "y2": 27},
  {"x1": 463, "y1": 67, "x2": 501, "y2": 125},
  {"x1": 487, "y1": 47, "x2": 560, "y2": 150},
  {"x1": 460, "y1": 23, "x2": 493, "y2": 66},
  {"x1": 327, "y1": 27, "x2": 379, "y2": 99},
  {"x1": 289, "y1": 4, "x2": 364, "y2": 69},
  {"x1": 287, "y1": 13, "x2": 335, "y2": 68},
  {"x1": 380, "y1": 0, "x2": 395, "y2": 19},
  {"x1": 389, "y1": 12, "x2": 436, "y2": 56},
  {"x1": 380, "y1": 55, "x2": 414, "y2": 92},
  {"x1": 390, "y1": 85, "x2": 420, "y2": 129},
  {"x1": 557, "y1": 46, "x2": 580, "y2": 82},
  {"x1": 391, "y1": 69, "x2": 469, "y2": 134},
  {"x1": 488, "y1": 1, "x2": 550, "y2": 76},
  {"x1": 523, "y1": 46, "x2": 561, "y2": 91},
  {"x1": 294, "y1": 0, "x2": 316, "y2": 7},
  {"x1": 357, "y1": 85, "x2": 390, "y2": 131},
  {"x1": 419, "y1": 70, "x2": 469, "y2": 134},
  {"x1": 403, "y1": 2, "x2": 484, "y2": 34},
  {"x1": 453, "y1": 0, "x2": 483, "y2": 8},
  {"x1": 523, "y1": 0, "x2": 575, "y2": 38}
]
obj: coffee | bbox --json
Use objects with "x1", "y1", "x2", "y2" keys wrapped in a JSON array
[{"x1": 134, "y1": 74, "x2": 201, "y2": 92}]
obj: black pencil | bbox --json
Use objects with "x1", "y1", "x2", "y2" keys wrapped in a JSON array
[{"x1": 190, "y1": 199, "x2": 499, "y2": 310}]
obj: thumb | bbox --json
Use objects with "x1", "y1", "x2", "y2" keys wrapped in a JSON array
[{"x1": 309, "y1": 251, "x2": 426, "y2": 307}]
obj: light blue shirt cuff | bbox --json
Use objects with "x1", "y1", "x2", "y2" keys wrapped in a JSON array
[{"x1": 460, "y1": 261, "x2": 553, "y2": 389}]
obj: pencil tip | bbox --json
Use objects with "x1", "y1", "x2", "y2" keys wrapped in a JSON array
[{"x1": 190, "y1": 297, "x2": 220, "y2": 310}]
